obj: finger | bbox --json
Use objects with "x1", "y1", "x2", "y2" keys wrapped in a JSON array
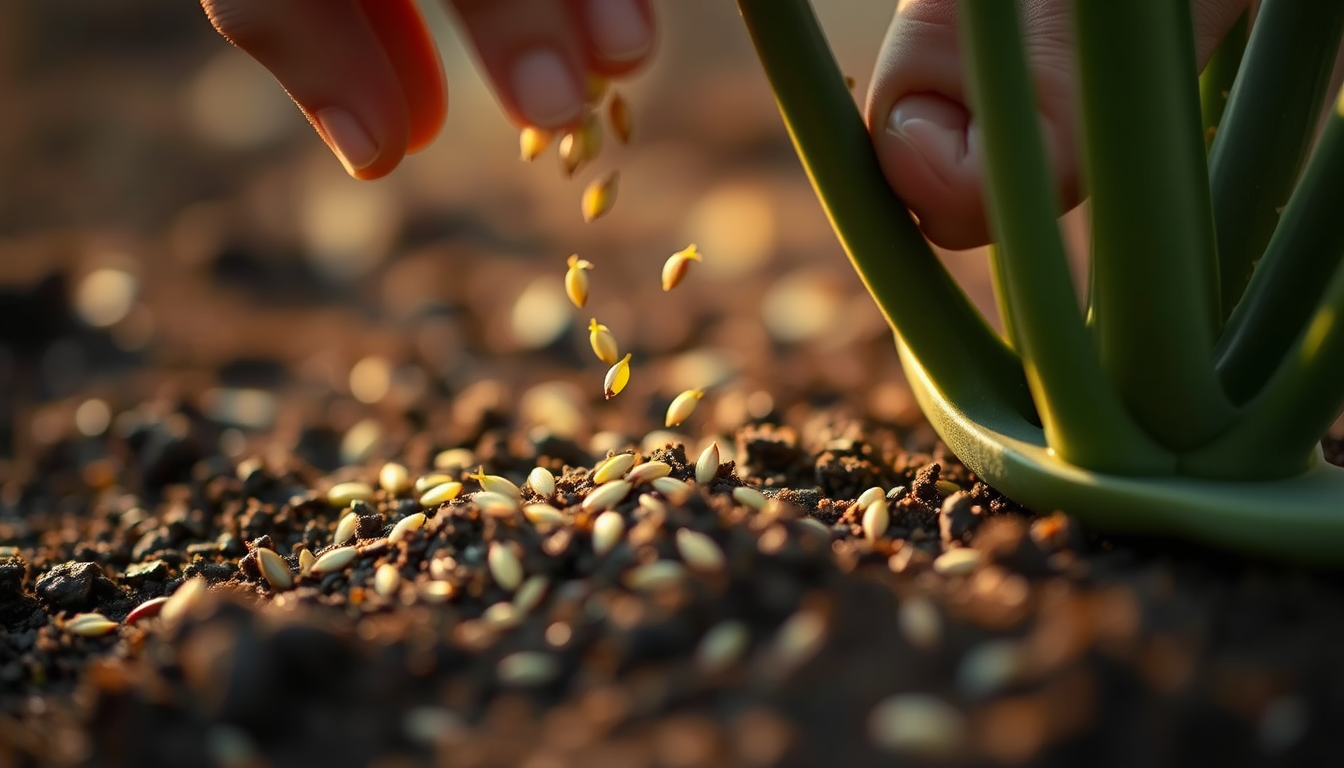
[
  {"x1": 564, "y1": 0, "x2": 656, "y2": 77},
  {"x1": 358, "y1": 0, "x2": 447, "y2": 154}
]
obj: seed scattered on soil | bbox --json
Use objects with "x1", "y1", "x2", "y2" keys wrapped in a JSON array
[
  {"x1": 160, "y1": 577, "x2": 207, "y2": 628},
  {"x1": 327, "y1": 482, "x2": 375, "y2": 507},
  {"x1": 609, "y1": 92, "x2": 632, "y2": 143},
  {"x1": 588, "y1": 318, "x2": 620, "y2": 365},
  {"x1": 373, "y1": 564, "x2": 400, "y2": 597},
  {"x1": 603, "y1": 353, "x2": 632, "y2": 399},
  {"x1": 513, "y1": 575, "x2": 550, "y2": 614},
  {"x1": 414, "y1": 473, "x2": 454, "y2": 494},
  {"x1": 497, "y1": 652, "x2": 560, "y2": 687},
  {"x1": 733, "y1": 486, "x2": 768, "y2": 511},
  {"x1": 472, "y1": 468, "x2": 522, "y2": 499},
  {"x1": 474, "y1": 491, "x2": 521, "y2": 518},
  {"x1": 66, "y1": 612, "x2": 119, "y2": 637},
  {"x1": 378, "y1": 462, "x2": 411, "y2": 495},
  {"x1": 935, "y1": 479, "x2": 961, "y2": 498},
  {"x1": 419, "y1": 482, "x2": 462, "y2": 508},
  {"x1": 627, "y1": 460, "x2": 672, "y2": 484},
  {"x1": 592, "y1": 510, "x2": 626, "y2": 556},
  {"x1": 856, "y1": 486, "x2": 885, "y2": 510},
  {"x1": 651, "y1": 476, "x2": 692, "y2": 502},
  {"x1": 862, "y1": 498, "x2": 890, "y2": 542},
  {"x1": 298, "y1": 549, "x2": 316, "y2": 576},
  {"x1": 772, "y1": 609, "x2": 827, "y2": 668},
  {"x1": 898, "y1": 596, "x2": 942, "y2": 650},
  {"x1": 933, "y1": 548, "x2": 981, "y2": 576},
  {"x1": 488, "y1": 542, "x2": 524, "y2": 591},
  {"x1": 695, "y1": 442, "x2": 720, "y2": 485},
  {"x1": 583, "y1": 480, "x2": 633, "y2": 514},
  {"x1": 564, "y1": 255, "x2": 593, "y2": 308},
  {"x1": 124, "y1": 596, "x2": 171, "y2": 626},
  {"x1": 581, "y1": 171, "x2": 618, "y2": 223},
  {"x1": 593, "y1": 453, "x2": 636, "y2": 484},
  {"x1": 255, "y1": 547, "x2": 293, "y2": 591},
  {"x1": 867, "y1": 694, "x2": 965, "y2": 757},
  {"x1": 388, "y1": 512, "x2": 426, "y2": 544},
  {"x1": 676, "y1": 528, "x2": 726, "y2": 572},
  {"x1": 523, "y1": 503, "x2": 565, "y2": 528},
  {"x1": 696, "y1": 621, "x2": 750, "y2": 675},
  {"x1": 526, "y1": 466, "x2": 556, "y2": 499},
  {"x1": 624, "y1": 561, "x2": 687, "y2": 591},
  {"x1": 333, "y1": 511, "x2": 358, "y2": 545},
  {"x1": 519, "y1": 126, "x2": 551, "y2": 161},
  {"x1": 665, "y1": 388, "x2": 704, "y2": 427},
  {"x1": 311, "y1": 547, "x2": 357, "y2": 575},
  {"x1": 662, "y1": 244, "x2": 703, "y2": 291}
]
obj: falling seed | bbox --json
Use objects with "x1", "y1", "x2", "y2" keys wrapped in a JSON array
[
  {"x1": 67, "y1": 612, "x2": 119, "y2": 637},
  {"x1": 327, "y1": 482, "x2": 375, "y2": 507},
  {"x1": 583, "y1": 480, "x2": 632, "y2": 514},
  {"x1": 957, "y1": 640, "x2": 1025, "y2": 699},
  {"x1": 497, "y1": 652, "x2": 560, "y2": 686},
  {"x1": 588, "y1": 318, "x2": 620, "y2": 365},
  {"x1": 932, "y1": 548, "x2": 981, "y2": 576},
  {"x1": 298, "y1": 549, "x2": 316, "y2": 576},
  {"x1": 593, "y1": 453, "x2": 637, "y2": 484},
  {"x1": 624, "y1": 560, "x2": 686, "y2": 590},
  {"x1": 389, "y1": 512, "x2": 426, "y2": 544},
  {"x1": 474, "y1": 491, "x2": 521, "y2": 518},
  {"x1": 255, "y1": 547, "x2": 294, "y2": 591},
  {"x1": 867, "y1": 695, "x2": 965, "y2": 757},
  {"x1": 488, "y1": 542, "x2": 524, "y2": 591},
  {"x1": 696, "y1": 621, "x2": 750, "y2": 675},
  {"x1": 558, "y1": 114, "x2": 601, "y2": 177},
  {"x1": 862, "y1": 498, "x2": 890, "y2": 542},
  {"x1": 374, "y1": 564, "x2": 401, "y2": 597},
  {"x1": 334, "y1": 511, "x2": 359, "y2": 545},
  {"x1": 609, "y1": 92, "x2": 632, "y2": 144},
  {"x1": 378, "y1": 462, "x2": 411, "y2": 495},
  {"x1": 414, "y1": 473, "x2": 455, "y2": 494},
  {"x1": 603, "y1": 353, "x2": 632, "y2": 399},
  {"x1": 856, "y1": 486, "x2": 885, "y2": 510},
  {"x1": 311, "y1": 546, "x2": 357, "y2": 575},
  {"x1": 695, "y1": 442, "x2": 720, "y2": 485},
  {"x1": 513, "y1": 575, "x2": 550, "y2": 614},
  {"x1": 665, "y1": 389, "x2": 704, "y2": 428},
  {"x1": 581, "y1": 171, "x2": 619, "y2": 223},
  {"x1": 161, "y1": 577, "x2": 207, "y2": 628},
  {"x1": 733, "y1": 487, "x2": 769, "y2": 511},
  {"x1": 935, "y1": 480, "x2": 961, "y2": 498},
  {"x1": 592, "y1": 510, "x2": 626, "y2": 556},
  {"x1": 651, "y1": 476, "x2": 692, "y2": 502},
  {"x1": 676, "y1": 528, "x2": 726, "y2": 572},
  {"x1": 472, "y1": 468, "x2": 523, "y2": 499},
  {"x1": 419, "y1": 481, "x2": 463, "y2": 508},
  {"x1": 125, "y1": 596, "x2": 171, "y2": 626},
  {"x1": 772, "y1": 609, "x2": 827, "y2": 667},
  {"x1": 565, "y1": 255, "x2": 594, "y2": 308},
  {"x1": 527, "y1": 466, "x2": 557, "y2": 499},
  {"x1": 519, "y1": 126, "x2": 551, "y2": 161},
  {"x1": 844, "y1": 75, "x2": 856, "y2": 90},
  {"x1": 898, "y1": 596, "x2": 942, "y2": 650},
  {"x1": 523, "y1": 503, "x2": 565, "y2": 528},
  {"x1": 626, "y1": 460, "x2": 672, "y2": 484},
  {"x1": 662, "y1": 244, "x2": 703, "y2": 291}
]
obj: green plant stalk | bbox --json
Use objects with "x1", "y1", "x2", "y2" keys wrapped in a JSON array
[
  {"x1": 961, "y1": 0, "x2": 1171, "y2": 474},
  {"x1": 1208, "y1": 0, "x2": 1344, "y2": 320},
  {"x1": 734, "y1": 0, "x2": 1035, "y2": 423},
  {"x1": 1074, "y1": 0, "x2": 1234, "y2": 450},
  {"x1": 1216, "y1": 98, "x2": 1344, "y2": 405},
  {"x1": 1199, "y1": 11, "x2": 1247, "y2": 152}
]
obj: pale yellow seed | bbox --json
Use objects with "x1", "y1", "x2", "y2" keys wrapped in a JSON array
[
  {"x1": 651, "y1": 476, "x2": 692, "y2": 502},
  {"x1": 772, "y1": 609, "x2": 827, "y2": 667},
  {"x1": 298, "y1": 549, "x2": 316, "y2": 576},
  {"x1": 497, "y1": 651, "x2": 559, "y2": 686},
  {"x1": 389, "y1": 512, "x2": 426, "y2": 544},
  {"x1": 327, "y1": 482, "x2": 374, "y2": 507},
  {"x1": 558, "y1": 115, "x2": 601, "y2": 177},
  {"x1": 935, "y1": 480, "x2": 961, "y2": 498},
  {"x1": 482, "y1": 601, "x2": 520, "y2": 629},
  {"x1": 488, "y1": 542, "x2": 524, "y2": 591},
  {"x1": 161, "y1": 577, "x2": 207, "y2": 628},
  {"x1": 523, "y1": 503, "x2": 565, "y2": 528},
  {"x1": 527, "y1": 467, "x2": 556, "y2": 499},
  {"x1": 867, "y1": 695, "x2": 965, "y2": 757},
  {"x1": 513, "y1": 575, "x2": 550, "y2": 614},
  {"x1": 592, "y1": 510, "x2": 625, "y2": 556},
  {"x1": 379, "y1": 462, "x2": 411, "y2": 495},
  {"x1": 676, "y1": 528, "x2": 725, "y2": 572},
  {"x1": 898, "y1": 595, "x2": 942, "y2": 650},
  {"x1": 588, "y1": 318, "x2": 619, "y2": 365},
  {"x1": 374, "y1": 563, "x2": 401, "y2": 597},
  {"x1": 637, "y1": 493, "x2": 667, "y2": 517},
  {"x1": 593, "y1": 453, "x2": 636, "y2": 484},
  {"x1": 624, "y1": 560, "x2": 686, "y2": 591},
  {"x1": 581, "y1": 171, "x2": 619, "y2": 223},
  {"x1": 603, "y1": 353, "x2": 632, "y2": 399},
  {"x1": 472, "y1": 468, "x2": 522, "y2": 499},
  {"x1": 733, "y1": 486, "x2": 769, "y2": 511},
  {"x1": 414, "y1": 473, "x2": 455, "y2": 494},
  {"x1": 474, "y1": 491, "x2": 520, "y2": 518},
  {"x1": 862, "y1": 498, "x2": 890, "y2": 543},
  {"x1": 609, "y1": 92, "x2": 632, "y2": 144},
  {"x1": 665, "y1": 389, "x2": 704, "y2": 428},
  {"x1": 433, "y1": 448, "x2": 475, "y2": 471},
  {"x1": 564, "y1": 255, "x2": 593, "y2": 308},
  {"x1": 519, "y1": 126, "x2": 551, "y2": 162},
  {"x1": 932, "y1": 548, "x2": 981, "y2": 576},
  {"x1": 420, "y1": 580, "x2": 455, "y2": 603},
  {"x1": 661, "y1": 244, "x2": 703, "y2": 291},
  {"x1": 856, "y1": 486, "x2": 886, "y2": 510},
  {"x1": 334, "y1": 511, "x2": 358, "y2": 545},
  {"x1": 67, "y1": 612, "x2": 119, "y2": 637},
  {"x1": 256, "y1": 547, "x2": 294, "y2": 591},
  {"x1": 626, "y1": 461, "x2": 671, "y2": 484},
  {"x1": 419, "y1": 481, "x2": 462, "y2": 508},
  {"x1": 695, "y1": 620, "x2": 749, "y2": 675},
  {"x1": 311, "y1": 546, "x2": 357, "y2": 575},
  {"x1": 695, "y1": 442, "x2": 720, "y2": 485},
  {"x1": 583, "y1": 480, "x2": 632, "y2": 514}
]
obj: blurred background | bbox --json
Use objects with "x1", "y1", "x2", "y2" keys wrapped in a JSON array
[{"x1": 0, "y1": 0, "x2": 1012, "y2": 491}]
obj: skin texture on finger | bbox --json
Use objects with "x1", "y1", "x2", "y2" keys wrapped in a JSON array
[
  {"x1": 563, "y1": 0, "x2": 656, "y2": 77},
  {"x1": 359, "y1": 0, "x2": 447, "y2": 154}
]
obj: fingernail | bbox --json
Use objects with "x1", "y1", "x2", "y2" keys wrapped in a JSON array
[
  {"x1": 316, "y1": 107, "x2": 378, "y2": 176},
  {"x1": 512, "y1": 48, "x2": 583, "y2": 127},
  {"x1": 886, "y1": 94, "x2": 968, "y2": 166},
  {"x1": 587, "y1": 0, "x2": 651, "y2": 63}
]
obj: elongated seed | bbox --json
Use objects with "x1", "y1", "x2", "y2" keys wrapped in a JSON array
[
  {"x1": 472, "y1": 468, "x2": 522, "y2": 499},
  {"x1": 592, "y1": 510, "x2": 626, "y2": 556},
  {"x1": 867, "y1": 695, "x2": 965, "y2": 757},
  {"x1": 565, "y1": 255, "x2": 593, "y2": 308},
  {"x1": 733, "y1": 486, "x2": 768, "y2": 511},
  {"x1": 624, "y1": 560, "x2": 686, "y2": 590},
  {"x1": 513, "y1": 575, "x2": 550, "y2": 614},
  {"x1": 519, "y1": 126, "x2": 551, "y2": 161},
  {"x1": 609, "y1": 92, "x2": 632, "y2": 144},
  {"x1": 527, "y1": 466, "x2": 556, "y2": 499},
  {"x1": 603, "y1": 353, "x2": 632, "y2": 399},
  {"x1": 593, "y1": 453, "x2": 636, "y2": 484},
  {"x1": 419, "y1": 481, "x2": 463, "y2": 508},
  {"x1": 434, "y1": 448, "x2": 475, "y2": 471},
  {"x1": 676, "y1": 528, "x2": 726, "y2": 572},
  {"x1": 935, "y1": 480, "x2": 961, "y2": 498},
  {"x1": 474, "y1": 491, "x2": 520, "y2": 517},
  {"x1": 256, "y1": 547, "x2": 294, "y2": 591},
  {"x1": 665, "y1": 389, "x2": 704, "y2": 428},
  {"x1": 773, "y1": 609, "x2": 827, "y2": 667},
  {"x1": 696, "y1": 621, "x2": 749, "y2": 675},
  {"x1": 483, "y1": 601, "x2": 519, "y2": 629},
  {"x1": 856, "y1": 486, "x2": 886, "y2": 510},
  {"x1": 932, "y1": 548, "x2": 981, "y2": 576},
  {"x1": 626, "y1": 460, "x2": 671, "y2": 484},
  {"x1": 298, "y1": 549, "x2": 316, "y2": 576},
  {"x1": 125, "y1": 596, "x2": 171, "y2": 625},
  {"x1": 379, "y1": 462, "x2": 411, "y2": 495},
  {"x1": 662, "y1": 244, "x2": 703, "y2": 291},
  {"x1": 638, "y1": 493, "x2": 667, "y2": 517},
  {"x1": 588, "y1": 318, "x2": 620, "y2": 365},
  {"x1": 581, "y1": 171, "x2": 618, "y2": 223},
  {"x1": 498, "y1": 651, "x2": 559, "y2": 686},
  {"x1": 67, "y1": 612, "x2": 119, "y2": 637},
  {"x1": 414, "y1": 473, "x2": 455, "y2": 494},
  {"x1": 389, "y1": 512, "x2": 426, "y2": 543},
  {"x1": 311, "y1": 546, "x2": 357, "y2": 575},
  {"x1": 651, "y1": 476, "x2": 691, "y2": 502},
  {"x1": 862, "y1": 498, "x2": 890, "y2": 543},
  {"x1": 558, "y1": 131, "x2": 585, "y2": 177},
  {"x1": 583, "y1": 480, "x2": 632, "y2": 513},
  {"x1": 898, "y1": 596, "x2": 941, "y2": 650},
  {"x1": 161, "y1": 577, "x2": 207, "y2": 627},
  {"x1": 374, "y1": 563, "x2": 401, "y2": 597},
  {"x1": 420, "y1": 580, "x2": 455, "y2": 603},
  {"x1": 334, "y1": 511, "x2": 358, "y2": 545},
  {"x1": 523, "y1": 503, "x2": 564, "y2": 527},
  {"x1": 488, "y1": 542, "x2": 524, "y2": 591},
  {"x1": 695, "y1": 442, "x2": 720, "y2": 485},
  {"x1": 327, "y1": 482, "x2": 374, "y2": 507}
]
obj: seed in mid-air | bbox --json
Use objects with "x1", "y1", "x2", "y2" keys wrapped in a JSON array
[
  {"x1": 565, "y1": 255, "x2": 594, "y2": 308},
  {"x1": 582, "y1": 171, "x2": 619, "y2": 223},
  {"x1": 588, "y1": 318, "x2": 619, "y2": 365},
  {"x1": 311, "y1": 546, "x2": 357, "y2": 575},
  {"x1": 558, "y1": 113, "x2": 602, "y2": 177},
  {"x1": 334, "y1": 511, "x2": 358, "y2": 545},
  {"x1": 603, "y1": 353, "x2": 632, "y2": 399},
  {"x1": 695, "y1": 441, "x2": 720, "y2": 485},
  {"x1": 662, "y1": 244, "x2": 703, "y2": 291},
  {"x1": 388, "y1": 512, "x2": 426, "y2": 544},
  {"x1": 665, "y1": 389, "x2": 705, "y2": 428},
  {"x1": 609, "y1": 92, "x2": 632, "y2": 144},
  {"x1": 519, "y1": 126, "x2": 551, "y2": 161}
]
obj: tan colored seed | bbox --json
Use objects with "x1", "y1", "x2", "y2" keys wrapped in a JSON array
[
  {"x1": 665, "y1": 389, "x2": 704, "y2": 428},
  {"x1": 592, "y1": 510, "x2": 626, "y2": 556},
  {"x1": 379, "y1": 462, "x2": 411, "y2": 495},
  {"x1": 733, "y1": 486, "x2": 769, "y2": 511},
  {"x1": 637, "y1": 493, "x2": 667, "y2": 517},
  {"x1": 772, "y1": 609, "x2": 827, "y2": 667},
  {"x1": 581, "y1": 171, "x2": 619, "y2": 223},
  {"x1": 482, "y1": 601, "x2": 520, "y2": 629},
  {"x1": 334, "y1": 511, "x2": 359, "y2": 545},
  {"x1": 311, "y1": 546, "x2": 357, "y2": 575},
  {"x1": 256, "y1": 547, "x2": 294, "y2": 591},
  {"x1": 327, "y1": 481, "x2": 374, "y2": 507},
  {"x1": 472, "y1": 468, "x2": 522, "y2": 499},
  {"x1": 695, "y1": 620, "x2": 749, "y2": 675},
  {"x1": 662, "y1": 243, "x2": 703, "y2": 291},
  {"x1": 474, "y1": 491, "x2": 520, "y2": 518},
  {"x1": 587, "y1": 319, "x2": 620, "y2": 366},
  {"x1": 626, "y1": 461, "x2": 671, "y2": 484},
  {"x1": 527, "y1": 466, "x2": 556, "y2": 499},
  {"x1": 389, "y1": 512, "x2": 426, "y2": 544},
  {"x1": 419, "y1": 481, "x2": 462, "y2": 508},
  {"x1": 695, "y1": 442, "x2": 720, "y2": 485},
  {"x1": 624, "y1": 560, "x2": 686, "y2": 590},
  {"x1": 161, "y1": 577, "x2": 207, "y2": 628},
  {"x1": 564, "y1": 255, "x2": 593, "y2": 308},
  {"x1": 67, "y1": 612, "x2": 119, "y2": 637},
  {"x1": 523, "y1": 503, "x2": 565, "y2": 528},
  {"x1": 519, "y1": 126, "x2": 551, "y2": 161},
  {"x1": 420, "y1": 580, "x2": 455, "y2": 603},
  {"x1": 856, "y1": 486, "x2": 886, "y2": 510},
  {"x1": 609, "y1": 92, "x2": 632, "y2": 144},
  {"x1": 603, "y1": 353, "x2": 632, "y2": 399},
  {"x1": 867, "y1": 695, "x2": 965, "y2": 757},
  {"x1": 497, "y1": 651, "x2": 559, "y2": 686},
  {"x1": 676, "y1": 528, "x2": 726, "y2": 572},
  {"x1": 488, "y1": 542, "x2": 524, "y2": 591},
  {"x1": 434, "y1": 448, "x2": 475, "y2": 471},
  {"x1": 933, "y1": 548, "x2": 981, "y2": 576},
  {"x1": 374, "y1": 563, "x2": 401, "y2": 597},
  {"x1": 651, "y1": 476, "x2": 692, "y2": 502},
  {"x1": 414, "y1": 473, "x2": 455, "y2": 494},
  {"x1": 898, "y1": 596, "x2": 941, "y2": 650},
  {"x1": 513, "y1": 575, "x2": 550, "y2": 614},
  {"x1": 558, "y1": 114, "x2": 601, "y2": 177},
  {"x1": 862, "y1": 498, "x2": 890, "y2": 542},
  {"x1": 298, "y1": 549, "x2": 316, "y2": 576},
  {"x1": 593, "y1": 453, "x2": 636, "y2": 484},
  {"x1": 583, "y1": 480, "x2": 632, "y2": 514}
]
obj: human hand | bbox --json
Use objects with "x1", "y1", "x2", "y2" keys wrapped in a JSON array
[{"x1": 200, "y1": 0, "x2": 654, "y2": 180}]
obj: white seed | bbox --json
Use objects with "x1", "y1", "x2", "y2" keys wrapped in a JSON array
[
  {"x1": 327, "y1": 482, "x2": 374, "y2": 507},
  {"x1": 603, "y1": 353, "x2": 632, "y2": 399},
  {"x1": 856, "y1": 486, "x2": 886, "y2": 510},
  {"x1": 626, "y1": 461, "x2": 671, "y2": 484},
  {"x1": 419, "y1": 481, "x2": 462, "y2": 508},
  {"x1": 523, "y1": 503, "x2": 565, "y2": 528},
  {"x1": 662, "y1": 243, "x2": 703, "y2": 291},
  {"x1": 665, "y1": 388, "x2": 704, "y2": 428},
  {"x1": 374, "y1": 563, "x2": 401, "y2": 597},
  {"x1": 957, "y1": 640, "x2": 1025, "y2": 699},
  {"x1": 482, "y1": 601, "x2": 520, "y2": 629},
  {"x1": 311, "y1": 546, "x2": 357, "y2": 575},
  {"x1": 898, "y1": 596, "x2": 942, "y2": 650},
  {"x1": 651, "y1": 476, "x2": 692, "y2": 502},
  {"x1": 513, "y1": 575, "x2": 550, "y2": 614},
  {"x1": 527, "y1": 467, "x2": 556, "y2": 499},
  {"x1": 932, "y1": 548, "x2": 981, "y2": 576},
  {"x1": 565, "y1": 255, "x2": 593, "y2": 308},
  {"x1": 695, "y1": 621, "x2": 750, "y2": 675},
  {"x1": 867, "y1": 695, "x2": 965, "y2": 757},
  {"x1": 695, "y1": 442, "x2": 720, "y2": 485},
  {"x1": 497, "y1": 652, "x2": 559, "y2": 686},
  {"x1": 161, "y1": 577, "x2": 207, "y2": 628},
  {"x1": 772, "y1": 609, "x2": 827, "y2": 668},
  {"x1": 593, "y1": 453, "x2": 636, "y2": 484},
  {"x1": 733, "y1": 486, "x2": 769, "y2": 511},
  {"x1": 676, "y1": 528, "x2": 726, "y2": 572},
  {"x1": 67, "y1": 612, "x2": 119, "y2": 637},
  {"x1": 862, "y1": 498, "x2": 890, "y2": 542},
  {"x1": 488, "y1": 542, "x2": 524, "y2": 591},
  {"x1": 333, "y1": 511, "x2": 359, "y2": 545},
  {"x1": 623, "y1": 561, "x2": 686, "y2": 591},
  {"x1": 592, "y1": 510, "x2": 626, "y2": 556},
  {"x1": 298, "y1": 549, "x2": 316, "y2": 576},
  {"x1": 433, "y1": 448, "x2": 475, "y2": 471},
  {"x1": 389, "y1": 512, "x2": 426, "y2": 544},
  {"x1": 475, "y1": 491, "x2": 520, "y2": 519},
  {"x1": 255, "y1": 547, "x2": 293, "y2": 591},
  {"x1": 582, "y1": 480, "x2": 632, "y2": 513},
  {"x1": 378, "y1": 462, "x2": 411, "y2": 495}
]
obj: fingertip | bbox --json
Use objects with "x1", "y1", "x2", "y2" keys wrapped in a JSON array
[{"x1": 579, "y1": 0, "x2": 654, "y2": 74}]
